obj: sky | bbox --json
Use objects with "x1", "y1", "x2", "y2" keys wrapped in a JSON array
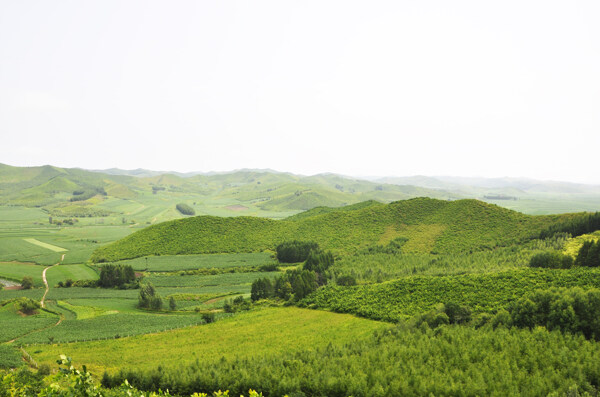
[{"x1": 1, "y1": 1, "x2": 599, "y2": 183}]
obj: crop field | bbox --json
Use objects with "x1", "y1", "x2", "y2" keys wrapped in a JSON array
[
  {"x1": 23, "y1": 238, "x2": 67, "y2": 252},
  {"x1": 144, "y1": 271, "x2": 280, "y2": 288},
  {"x1": 0, "y1": 262, "x2": 45, "y2": 286},
  {"x1": 17, "y1": 312, "x2": 212, "y2": 345},
  {"x1": 29, "y1": 307, "x2": 388, "y2": 374},
  {"x1": 45, "y1": 264, "x2": 98, "y2": 287},
  {"x1": 0, "y1": 345, "x2": 22, "y2": 369},
  {"x1": 113, "y1": 252, "x2": 275, "y2": 272},
  {"x1": 0, "y1": 303, "x2": 57, "y2": 343}
]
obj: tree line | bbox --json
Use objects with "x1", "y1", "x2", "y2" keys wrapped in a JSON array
[
  {"x1": 539, "y1": 212, "x2": 600, "y2": 239},
  {"x1": 252, "y1": 244, "x2": 337, "y2": 302}
]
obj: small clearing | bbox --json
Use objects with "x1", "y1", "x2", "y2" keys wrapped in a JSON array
[
  {"x1": 224, "y1": 205, "x2": 248, "y2": 211},
  {"x1": 23, "y1": 238, "x2": 67, "y2": 252}
]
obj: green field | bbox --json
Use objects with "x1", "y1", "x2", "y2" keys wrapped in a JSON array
[
  {"x1": 29, "y1": 307, "x2": 388, "y2": 373},
  {"x1": 0, "y1": 301, "x2": 58, "y2": 343},
  {"x1": 1, "y1": 168, "x2": 600, "y2": 396},
  {"x1": 113, "y1": 252, "x2": 275, "y2": 272},
  {"x1": 0, "y1": 262, "x2": 45, "y2": 286},
  {"x1": 45, "y1": 264, "x2": 99, "y2": 287},
  {"x1": 17, "y1": 312, "x2": 214, "y2": 345}
]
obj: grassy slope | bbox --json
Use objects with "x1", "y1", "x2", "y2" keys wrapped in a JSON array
[
  {"x1": 29, "y1": 307, "x2": 388, "y2": 374},
  {"x1": 91, "y1": 198, "x2": 559, "y2": 262}
]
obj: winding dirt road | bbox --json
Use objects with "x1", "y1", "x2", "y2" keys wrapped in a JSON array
[{"x1": 40, "y1": 254, "x2": 65, "y2": 308}]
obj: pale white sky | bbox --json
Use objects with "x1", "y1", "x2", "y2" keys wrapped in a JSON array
[{"x1": 1, "y1": 1, "x2": 599, "y2": 183}]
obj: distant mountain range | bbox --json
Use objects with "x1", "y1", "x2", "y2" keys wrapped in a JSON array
[{"x1": 1, "y1": 163, "x2": 599, "y2": 217}]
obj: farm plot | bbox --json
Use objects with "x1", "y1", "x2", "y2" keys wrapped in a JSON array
[
  {"x1": 114, "y1": 252, "x2": 275, "y2": 272},
  {"x1": 143, "y1": 271, "x2": 280, "y2": 288},
  {"x1": 0, "y1": 304, "x2": 58, "y2": 343},
  {"x1": 17, "y1": 312, "x2": 221, "y2": 345},
  {"x1": 0, "y1": 262, "x2": 44, "y2": 286},
  {"x1": 23, "y1": 238, "x2": 66, "y2": 252},
  {"x1": 0, "y1": 345, "x2": 23, "y2": 369},
  {"x1": 45, "y1": 264, "x2": 98, "y2": 287}
]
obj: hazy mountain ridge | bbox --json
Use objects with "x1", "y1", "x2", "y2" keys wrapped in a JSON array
[{"x1": 1, "y1": 163, "x2": 599, "y2": 216}]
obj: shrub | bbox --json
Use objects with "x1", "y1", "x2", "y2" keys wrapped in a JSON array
[
  {"x1": 443, "y1": 302, "x2": 472, "y2": 324},
  {"x1": 336, "y1": 275, "x2": 357, "y2": 286},
  {"x1": 529, "y1": 252, "x2": 573, "y2": 269},
  {"x1": 202, "y1": 312, "x2": 215, "y2": 324},
  {"x1": 16, "y1": 298, "x2": 40, "y2": 315},
  {"x1": 138, "y1": 282, "x2": 162, "y2": 310},
  {"x1": 21, "y1": 276, "x2": 34, "y2": 290},
  {"x1": 258, "y1": 263, "x2": 279, "y2": 272}
]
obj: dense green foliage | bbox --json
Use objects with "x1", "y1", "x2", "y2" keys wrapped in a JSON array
[
  {"x1": 509, "y1": 287, "x2": 600, "y2": 340},
  {"x1": 15, "y1": 297, "x2": 41, "y2": 314},
  {"x1": 21, "y1": 275, "x2": 34, "y2": 289},
  {"x1": 251, "y1": 270, "x2": 318, "y2": 301},
  {"x1": 0, "y1": 345, "x2": 22, "y2": 369},
  {"x1": 138, "y1": 283, "x2": 162, "y2": 310},
  {"x1": 275, "y1": 240, "x2": 318, "y2": 263},
  {"x1": 99, "y1": 264, "x2": 136, "y2": 288},
  {"x1": 176, "y1": 203, "x2": 196, "y2": 216},
  {"x1": 302, "y1": 268, "x2": 600, "y2": 322},
  {"x1": 539, "y1": 211, "x2": 600, "y2": 239},
  {"x1": 102, "y1": 325, "x2": 600, "y2": 396},
  {"x1": 529, "y1": 251, "x2": 574, "y2": 268},
  {"x1": 575, "y1": 240, "x2": 600, "y2": 267},
  {"x1": 91, "y1": 198, "x2": 560, "y2": 262}
]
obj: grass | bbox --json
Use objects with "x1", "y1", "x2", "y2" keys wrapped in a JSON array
[
  {"x1": 112, "y1": 252, "x2": 275, "y2": 272},
  {"x1": 29, "y1": 307, "x2": 388, "y2": 374},
  {"x1": 23, "y1": 238, "x2": 67, "y2": 252},
  {"x1": 0, "y1": 262, "x2": 45, "y2": 286},
  {"x1": 57, "y1": 300, "x2": 118, "y2": 319},
  {"x1": 45, "y1": 264, "x2": 98, "y2": 287}
]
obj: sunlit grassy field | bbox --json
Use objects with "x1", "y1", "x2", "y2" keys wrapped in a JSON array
[{"x1": 29, "y1": 307, "x2": 389, "y2": 374}]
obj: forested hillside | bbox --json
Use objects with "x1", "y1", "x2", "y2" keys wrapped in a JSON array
[{"x1": 91, "y1": 198, "x2": 560, "y2": 262}]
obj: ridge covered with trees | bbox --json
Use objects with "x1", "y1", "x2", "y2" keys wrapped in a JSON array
[{"x1": 91, "y1": 198, "x2": 563, "y2": 262}]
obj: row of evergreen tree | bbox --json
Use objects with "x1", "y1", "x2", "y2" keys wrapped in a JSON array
[
  {"x1": 252, "y1": 247, "x2": 334, "y2": 301},
  {"x1": 275, "y1": 240, "x2": 319, "y2": 263},
  {"x1": 575, "y1": 239, "x2": 600, "y2": 267},
  {"x1": 539, "y1": 212, "x2": 600, "y2": 239},
  {"x1": 98, "y1": 264, "x2": 136, "y2": 288}
]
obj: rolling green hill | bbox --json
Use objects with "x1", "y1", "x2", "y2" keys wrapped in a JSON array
[
  {"x1": 91, "y1": 198, "x2": 560, "y2": 262},
  {"x1": 0, "y1": 163, "x2": 459, "y2": 222}
]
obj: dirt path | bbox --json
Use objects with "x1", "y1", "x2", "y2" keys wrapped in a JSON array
[{"x1": 40, "y1": 254, "x2": 64, "y2": 308}]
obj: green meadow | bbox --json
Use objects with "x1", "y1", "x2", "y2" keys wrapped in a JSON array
[{"x1": 2, "y1": 164, "x2": 600, "y2": 395}]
